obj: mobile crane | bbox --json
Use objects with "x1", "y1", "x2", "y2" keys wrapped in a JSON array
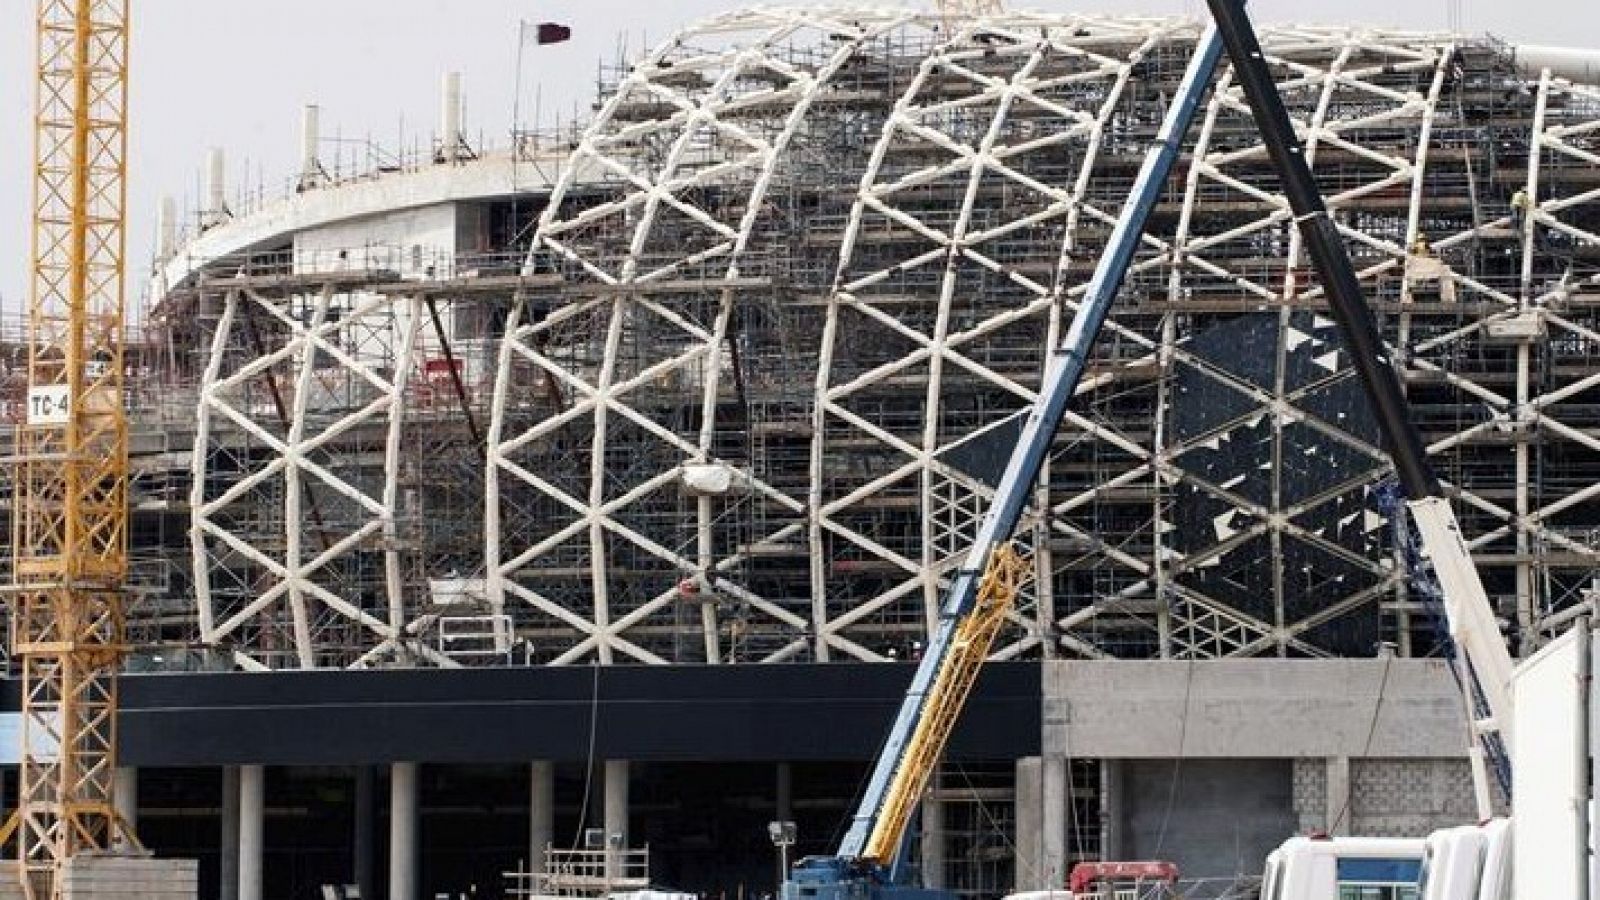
[
  {"x1": 782, "y1": 24, "x2": 1229, "y2": 900},
  {"x1": 787, "y1": 1, "x2": 1528, "y2": 899}
]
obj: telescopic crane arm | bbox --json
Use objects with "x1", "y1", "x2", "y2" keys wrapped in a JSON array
[
  {"x1": 795, "y1": 6, "x2": 1518, "y2": 896},
  {"x1": 784, "y1": 28, "x2": 1226, "y2": 900}
]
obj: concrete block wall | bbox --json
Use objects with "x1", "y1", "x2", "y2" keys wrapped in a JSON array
[
  {"x1": 1292, "y1": 757, "x2": 1481, "y2": 837},
  {"x1": 1291, "y1": 759, "x2": 1329, "y2": 834},
  {"x1": 0, "y1": 858, "x2": 197, "y2": 900}
]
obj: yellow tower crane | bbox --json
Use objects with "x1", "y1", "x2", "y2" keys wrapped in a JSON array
[{"x1": 9, "y1": 0, "x2": 136, "y2": 896}]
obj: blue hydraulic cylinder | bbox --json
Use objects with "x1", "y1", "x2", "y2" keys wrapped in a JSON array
[{"x1": 832, "y1": 26, "x2": 1225, "y2": 866}]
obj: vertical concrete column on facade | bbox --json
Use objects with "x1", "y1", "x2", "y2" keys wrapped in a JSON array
[
  {"x1": 776, "y1": 762, "x2": 793, "y2": 822},
  {"x1": 1041, "y1": 755, "x2": 1067, "y2": 888},
  {"x1": 530, "y1": 761, "x2": 555, "y2": 882},
  {"x1": 604, "y1": 760, "x2": 630, "y2": 881},
  {"x1": 1014, "y1": 756, "x2": 1043, "y2": 892},
  {"x1": 1100, "y1": 759, "x2": 1125, "y2": 862},
  {"x1": 113, "y1": 766, "x2": 138, "y2": 848},
  {"x1": 390, "y1": 762, "x2": 420, "y2": 900},
  {"x1": 920, "y1": 792, "x2": 946, "y2": 890},
  {"x1": 238, "y1": 764, "x2": 265, "y2": 900},
  {"x1": 355, "y1": 766, "x2": 377, "y2": 900},
  {"x1": 221, "y1": 766, "x2": 241, "y2": 900},
  {"x1": 775, "y1": 762, "x2": 795, "y2": 889},
  {"x1": 1326, "y1": 756, "x2": 1352, "y2": 836}
]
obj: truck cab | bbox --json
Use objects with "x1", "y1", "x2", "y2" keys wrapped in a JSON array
[
  {"x1": 1260, "y1": 836, "x2": 1425, "y2": 900},
  {"x1": 1416, "y1": 820, "x2": 1511, "y2": 900}
]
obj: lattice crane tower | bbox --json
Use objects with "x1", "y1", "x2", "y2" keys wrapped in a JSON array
[{"x1": 10, "y1": 0, "x2": 135, "y2": 895}]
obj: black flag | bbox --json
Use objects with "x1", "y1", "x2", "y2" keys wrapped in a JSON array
[{"x1": 534, "y1": 21, "x2": 571, "y2": 45}]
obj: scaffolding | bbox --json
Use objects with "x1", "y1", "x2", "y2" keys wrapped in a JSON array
[{"x1": 7, "y1": 8, "x2": 1590, "y2": 672}]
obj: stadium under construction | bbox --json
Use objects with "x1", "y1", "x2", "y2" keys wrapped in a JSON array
[{"x1": 4, "y1": 4, "x2": 1600, "y2": 899}]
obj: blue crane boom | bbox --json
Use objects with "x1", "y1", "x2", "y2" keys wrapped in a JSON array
[{"x1": 784, "y1": 26, "x2": 1225, "y2": 900}]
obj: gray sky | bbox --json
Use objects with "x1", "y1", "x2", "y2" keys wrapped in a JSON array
[{"x1": 3, "y1": 0, "x2": 1599, "y2": 319}]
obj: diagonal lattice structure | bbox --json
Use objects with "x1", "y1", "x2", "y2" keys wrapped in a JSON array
[
  {"x1": 190, "y1": 280, "x2": 444, "y2": 670},
  {"x1": 145, "y1": 8, "x2": 1600, "y2": 669},
  {"x1": 487, "y1": 8, "x2": 924, "y2": 664},
  {"x1": 482, "y1": 10, "x2": 1599, "y2": 666}
]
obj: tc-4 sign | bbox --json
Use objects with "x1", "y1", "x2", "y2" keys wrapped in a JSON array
[{"x1": 26, "y1": 386, "x2": 70, "y2": 425}]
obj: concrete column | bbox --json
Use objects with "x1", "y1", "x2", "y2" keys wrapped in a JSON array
[
  {"x1": 390, "y1": 762, "x2": 419, "y2": 900},
  {"x1": 1326, "y1": 756, "x2": 1352, "y2": 836},
  {"x1": 529, "y1": 761, "x2": 555, "y2": 882},
  {"x1": 921, "y1": 793, "x2": 946, "y2": 890},
  {"x1": 1041, "y1": 755, "x2": 1067, "y2": 887},
  {"x1": 221, "y1": 767, "x2": 241, "y2": 900},
  {"x1": 355, "y1": 766, "x2": 377, "y2": 900},
  {"x1": 1014, "y1": 757, "x2": 1043, "y2": 891},
  {"x1": 604, "y1": 760, "x2": 630, "y2": 881},
  {"x1": 775, "y1": 762, "x2": 793, "y2": 822},
  {"x1": 113, "y1": 766, "x2": 138, "y2": 848},
  {"x1": 1100, "y1": 759, "x2": 1126, "y2": 861},
  {"x1": 238, "y1": 765, "x2": 265, "y2": 900}
]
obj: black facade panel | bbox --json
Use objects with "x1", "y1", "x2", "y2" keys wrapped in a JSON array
[{"x1": 92, "y1": 662, "x2": 1039, "y2": 767}]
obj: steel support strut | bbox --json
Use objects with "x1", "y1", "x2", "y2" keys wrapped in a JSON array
[
  {"x1": 1203, "y1": 0, "x2": 1517, "y2": 762},
  {"x1": 831, "y1": 25, "x2": 1227, "y2": 871}
]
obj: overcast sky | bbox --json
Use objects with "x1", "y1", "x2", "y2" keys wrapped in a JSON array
[{"x1": 3, "y1": 0, "x2": 1599, "y2": 318}]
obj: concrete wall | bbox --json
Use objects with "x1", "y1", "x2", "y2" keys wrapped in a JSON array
[
  {"x1": 1044, "y1": 659, "x2": 1468, "y2": 758},
  {"x1": 1117, "y1": 758, "x2": 1295, "y2": 882},
  {"x1": 293, "y1": 202, "x2": 457, "y2": 277},
  {"x1": 1040, "y1": 659, "x2": 1479, "y2": 883},
  {"x1": 1292, "y1": 757, "x2": 1485, "y2": 837}
]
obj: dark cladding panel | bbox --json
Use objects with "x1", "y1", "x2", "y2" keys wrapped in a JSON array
[{"x1": 105, "y1": 662, "x2": 1040, "y2": 767}]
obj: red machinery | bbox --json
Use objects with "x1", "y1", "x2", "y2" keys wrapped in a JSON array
[{"x1": 1067, "y1": 861, "x2": 1179, "y2": 896}]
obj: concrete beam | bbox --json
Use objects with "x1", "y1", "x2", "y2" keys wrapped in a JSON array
[{"x1": 1044, "y1": 659, "x2": 1467, "y2": 759}]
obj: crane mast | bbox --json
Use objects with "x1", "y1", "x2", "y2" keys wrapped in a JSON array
[{"x1": 10, "y1": 0, "x2": 135, "y2": 895}]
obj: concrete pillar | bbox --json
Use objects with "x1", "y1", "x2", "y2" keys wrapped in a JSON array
[
  {"x1": 299, "y1": 105, "x2": 322, "y2": 187},
  {"x1": 529, "y1": 761, "x2": 554, "y2": 882},
  {"x1": 155, "y1": 196, "x2": 177, "y2": 262},
  {"x1": 1326, "y1": 756, "x2": 1352, "y2": 835},
  {"x1": 604, "y1": 760, "x2": 630, "y2": 881},
  {"x1": 113, "y1": 766, "x2": 138, "y2": 848},
  {"x1": 355, "y1": 766, "x2": 377, "y2": 900},
  {"x1": 1041, "y1": 755, "x2": 1067, "y2": 887},
  {"x1": 390, "y1": 762, "x2": 419, "y2": 900},
  {"x1": 1014, "y1": 757, "x2": 1043, "y2": 891},
  {"x1": 238, "y1": 765, "x2": 265, "y2": 900},
  {"x1": 1100, "y1": 759, "x2": 1126, "y2": 861},
  {"x1": 221, "y1": 767, "x2": 241, "y2": 900},
  {"x1": 440, "y1": 73, "x2": 463, "y2": 163},
  {"x1": 204, "y1": 147, "x2": 227, "y2": 228},
  {"x1": 776, "y1": 762, "x2": 793, "y2": 822},
  {"x1": 921, "y1": 793, "x2": 946, "y2": 890}
]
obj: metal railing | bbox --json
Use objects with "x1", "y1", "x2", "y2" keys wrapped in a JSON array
[{"x1": 504, "y1": 847, "x2": 653, "y2": 899}]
